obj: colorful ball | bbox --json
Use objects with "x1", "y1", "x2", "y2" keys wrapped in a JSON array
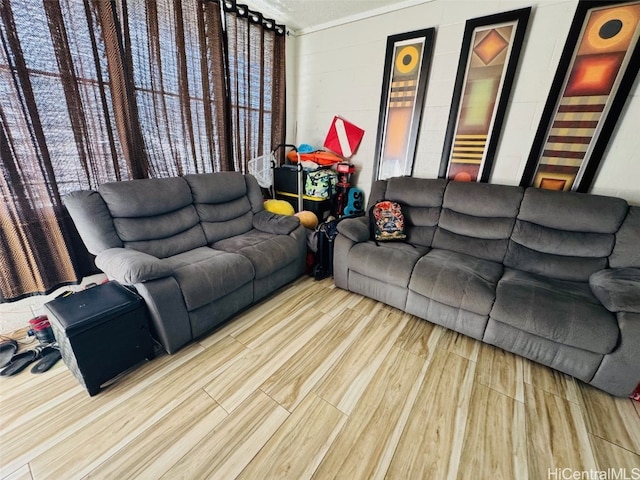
[
  {"x1": 264, "y1": 199, "x2": 295, "y2": 216},
  {"x1": 295, "y1": 210, "x2": 319, "y2": 229}
]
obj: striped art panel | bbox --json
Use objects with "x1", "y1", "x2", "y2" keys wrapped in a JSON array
[
  {"x1": 376, "y1": 30, "x2": 434, "y2": 180},
  {"x1": 446, "y1": 25, "x2": 515, "y2": 182},
  {"x1": 380, "y1": 41, "x2": 423, "y2": 167},
  {"x1": 448, "y1": 134, "x2": 487, "y2": 180},
  {"x1": 440, "y1": 8, "x2": 530, "y2": 184},
  {"x1": 540, "y1": 97, "x2": 604, "y2": 162},
  {"x1": 531, "y1": 2, "x2": 640, "y2": 191},
  {"x1": 389, "y1": 80, "x2": 417, "y2": 108},
  {"x1": 452, "y1": 135, "x2": 487, "y2": 163}
]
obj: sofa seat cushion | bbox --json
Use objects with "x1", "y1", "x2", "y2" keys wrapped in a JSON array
[
  {"x1": 212, "y1": 229, "x2": 298, "y2": 279},
  {"x1": 409, "y1": 249, "x2": 503, "y2": 316},
  {"x1": 347, "y1": 241, "x2": 429, "y2": 288},
  {"x1": 164, "y1": 247, "x2": 254, "y2": 311},
  {"x1": 491, "y1": 268, "x2": 619, "y2": 354},
  {"x1": 483, "y1": 318, "x2": 603, "y2": 383}
]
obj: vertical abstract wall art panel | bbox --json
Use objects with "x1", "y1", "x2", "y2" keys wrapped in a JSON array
[
  {"x1": 373, "y1": 28, "x2": 435, "y2": 181},
  {"x1": 440, "y1": 8, "x2": 531, "y2": 183},
  {"x1": 521, "y1": 0, "x2": 640, "y2": 192}
]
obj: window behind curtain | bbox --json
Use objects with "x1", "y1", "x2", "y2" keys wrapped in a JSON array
[
  {"x1": 119, "y1": 0, "x2": 232, "y2": 177},
  {"x1": 0, "y1": 0, "x2": 285, "y2": 302},
  {"x1": 0, "y1": 0, "x2": 128, "y2": 302},
  {"x1": 223, "y1": 1, "x2": 286, "y2": 172}
]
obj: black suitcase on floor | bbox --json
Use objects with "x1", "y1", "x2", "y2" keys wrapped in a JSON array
[{"x1": 312, "y1": 219, "x2": 340, "y2": 280}]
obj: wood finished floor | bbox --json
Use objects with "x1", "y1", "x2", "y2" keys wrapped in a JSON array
[{"x1": 1, "y1": 276, "x2": 639, "y2": 479}]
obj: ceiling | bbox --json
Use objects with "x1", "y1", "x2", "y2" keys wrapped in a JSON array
[{"x1": 243, "y1": 0, "x2": 431, "y2": 34}]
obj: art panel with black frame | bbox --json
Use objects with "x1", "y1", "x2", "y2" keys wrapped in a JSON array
[
  {"x1": 439, "y1": 7, "x2": 531, "y2": 183},
  {"x1": 373, "y1": 28, "x2": 436, "y2": 181},
  {"x1": 520, "y1": 0, "x2": 640, "y2": 192}
]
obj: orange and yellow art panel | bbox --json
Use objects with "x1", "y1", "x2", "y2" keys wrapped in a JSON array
[
  {"x1": 374, "y1": 28, "x2": 435, "y2": 181},
  {"x1": 522, "y1": 0, "x2": 640, "y2": 192},
  {"x1": 440, "y1": 8, "x2": 531, "y2": 183}
]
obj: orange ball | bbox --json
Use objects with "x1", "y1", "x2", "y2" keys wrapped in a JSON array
[{"x1": 295, "y1": 210, "x2": 319, "y2": 229}]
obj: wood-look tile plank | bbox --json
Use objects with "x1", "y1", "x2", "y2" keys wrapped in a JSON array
[
  {"x1": 2, "y1": 276, "x2": 639, "y2": 480},
  {"x1": 316, "y1": 285, "x2": 362, "y2": 315},
  {"x1": 260, "y1": 309, "x2": 368, "y2": 411},
  {"x1": 313, "y1": 346, "x2": 429, "y2": 480},
  {"x1": 386, "y1": 349, "x2": 476, "y2": 479},
  {"x1": 590, "y1": 434, "x2": 640, "y2": 471},
  {"x1": 159, "y1": 390, "x2": 289, "y2": 480},
  {"x1": 345, "y1": 294, "x2": 382, "y2": 316},
  {"x1": 232, "y1": 285, "x2": 332, "y2": 349},
  {"x1": 523, "y1": 358, "x2": 580, "y2": 403},
  {"x1": 313, "y1": 309, "x2": 410, "y2": 414},
  {"x1": 476, "y1": 342, "x2": 525, "y2": 402},
  {"x1": 634, "y1": 399, "x2": 640, "y2": 418},
  {"x1": 1, "y1": 465, "x2": 32, "y2": 480},
  {"x1": 525, "y1": 383, "x2": 596, "y2": 478},
  {"x1": 578, "y1": 383, "x2": 640, "y2": 454},
  {"x1": 28, "y1": 337, "x2": 245, "y2": 480},
  {"x1": 238, "y1": 393, "x2": 346, "y2": 479},
  {"x1": 394, "y1": 314, "x2": 445, "y2": 361},
  {"x1": 0, "y1": 356, "x2": 67, "y2": 396},
  {"x1": 457, "y1": 383, "x2": 527, "y2": 479},
  {"x1": 438, "y1": 328, "x2": 480, "y2": 361},
  {"x1": 0, "y1": 363, "x2": 78, "y2": 433},
  {"x1": 84, "y1": 390, "x2": 227, "y2": 479},
  {"x1": 0, "y1": 343, "x2": 205, "y2": 478},
  {"x1": 204, "y1": 309, "x2": 333, "y2": 412}
]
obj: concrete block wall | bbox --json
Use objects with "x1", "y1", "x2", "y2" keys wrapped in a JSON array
[{"x1": 285, "y1": 0, "x2": 640, "y2": 204}]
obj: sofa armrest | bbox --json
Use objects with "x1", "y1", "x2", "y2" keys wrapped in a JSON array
[
  {"x1": 337, "y1": 216, "x2": 369, "y2": 243},
  {"x1": 253, "y1": 210, "x2": 300, "y2": 235},
  {"x1": 590, "y1": 267, "x2": 640, "y2": 314},
  {"x1": 95, "y1": 248, "x2": 173, "y2": 284}
]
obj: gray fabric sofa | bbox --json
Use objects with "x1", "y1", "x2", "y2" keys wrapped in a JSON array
[
  {"x1": 64, "y1": 172, "x2": 306, "y2": 354},
  {"x1": 334, "y1": 177, "x2": 640, "y2": 397}
]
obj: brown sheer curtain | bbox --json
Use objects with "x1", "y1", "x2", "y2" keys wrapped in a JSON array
[
  {"x1": 0, "y1": 0, "x2": 285, "y2": 302},
  {"x1": 0, "y1": 0, "x2": 128, "y2": 303},
  {"x1": 117, "y1": 0, "x2": 232, "y2": 176},
  {"x1": 223, "y1": 0, "x2": 286, "y2": 173}
]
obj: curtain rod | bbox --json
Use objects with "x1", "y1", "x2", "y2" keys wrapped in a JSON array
[{"x1": 218, "y1": 0, "x2": 287, "y2": 36}]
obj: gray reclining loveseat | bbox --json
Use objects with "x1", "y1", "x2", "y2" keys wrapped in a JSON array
[
  {"x1": 334, "y1": 177, "x2": 640, "y2": 397},
  {"x1": 64, "y1": 172, "x2": 306, "y2": 354}
]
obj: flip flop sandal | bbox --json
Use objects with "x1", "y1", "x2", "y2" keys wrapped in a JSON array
[
  {"x1": 0, "y1": 346, "x2": 45, "y2": 376},
  {"x1": 31, "y1": 347, "x2": 62, "y2": 374},
  {"x1": 0, "y1": 340, "x2": 18, "y2": 368}
]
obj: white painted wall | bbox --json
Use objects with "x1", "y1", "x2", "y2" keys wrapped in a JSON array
[{"x1": 285, "y1": 0, "x2": 640, "y2": 205}]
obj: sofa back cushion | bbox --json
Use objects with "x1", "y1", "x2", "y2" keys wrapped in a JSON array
[
  {"x1": 610, "y1": 206, "x2": 640, "y2": 268},
  {"x1": 432, "y1": 182, "x2": 524, "y2": 262},
  {"x1": 369, "y1": 177, "x2": 447, "y2": 248},
  {"x1": 63, "y1": 190, "x2": 123, "y2": 255},
  {"x1": 504, "y1": 188, "x2": 628, "y2": 281},
  {"x1": 185, "y1": 172, "x2": 261, "y2": 244},
  {"x1": 98, "y1": 177, "x2": 206, "y2": 258}
]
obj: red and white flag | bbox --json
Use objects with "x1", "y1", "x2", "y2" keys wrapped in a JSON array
[{"x1": 324, "y1": 116, "x2": 365, "y2": 158}]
